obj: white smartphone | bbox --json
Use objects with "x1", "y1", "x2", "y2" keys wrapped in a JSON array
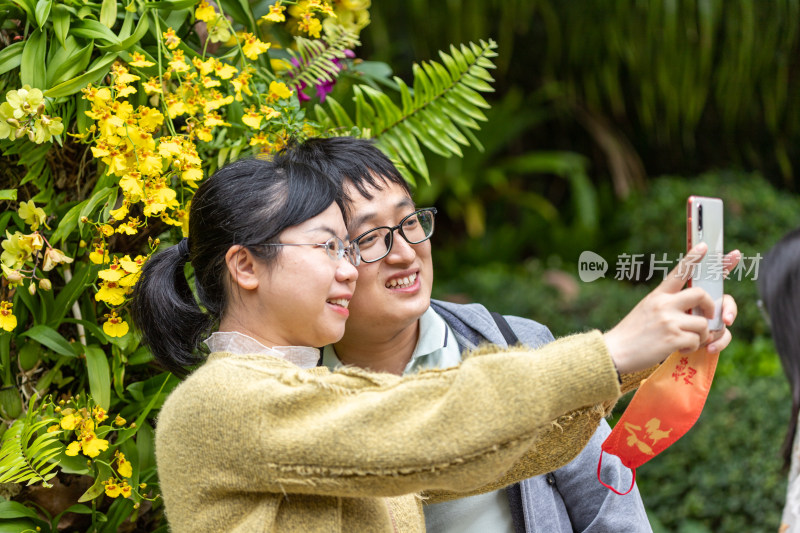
[{"x1": 687, "y1": 196, "x2": 724, "y2": 331}]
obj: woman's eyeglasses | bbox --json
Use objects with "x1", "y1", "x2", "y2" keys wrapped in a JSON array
[
  {"x1": 352, "y1": 208, "x2": 436, "y2": 263},
  {"x1": 262, "y1": 237, "x2": 361, "y2": 266}
]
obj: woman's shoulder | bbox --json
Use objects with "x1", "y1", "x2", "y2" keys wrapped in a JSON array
[{"x1": 159, "y1": 353, "x2": 295, "y2": 416}]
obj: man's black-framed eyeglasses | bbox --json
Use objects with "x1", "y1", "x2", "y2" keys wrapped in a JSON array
[
  {"x1": 352, "y1": 208, "x2": 437, "y2": 263},
  {"x1": 261, "y1": 236, "x2": 361, "y2": 267}
]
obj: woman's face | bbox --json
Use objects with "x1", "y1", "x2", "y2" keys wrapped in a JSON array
[{"x1": 252, "y1": 203, "x2": 359, "y2": 348}]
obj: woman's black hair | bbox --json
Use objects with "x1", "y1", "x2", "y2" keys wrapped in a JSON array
[
  {"x1": 279, "y1": 137, "x2": 410, "y2": 214},
  {"x1": 758, "y1": 227, "x2": 800, "y2": 469},
  {"x1": 130, "y1": 157, "x2": 341, "y2": 376}
]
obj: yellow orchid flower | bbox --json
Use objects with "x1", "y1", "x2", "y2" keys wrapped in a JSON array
[{"x1": 0, "y1": 301, "x2": 17, "y2": 332}]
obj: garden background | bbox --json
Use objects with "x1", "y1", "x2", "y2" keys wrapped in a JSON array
[{"x1": 0, "y1": 0, "x2": 797, "y2": 531}]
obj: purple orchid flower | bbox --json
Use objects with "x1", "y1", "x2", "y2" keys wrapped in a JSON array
[{"x1": 290, "y1": 50, "x2": 356, "y2": 103}]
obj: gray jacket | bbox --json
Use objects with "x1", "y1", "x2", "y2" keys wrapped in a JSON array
[{"x1": 430, "y1": 299, "x2": 652, "y2": 533}]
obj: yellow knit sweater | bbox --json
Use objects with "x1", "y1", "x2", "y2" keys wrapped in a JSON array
[{"x1": 155, "y1": 331, "x2": 623, "y2": 532}]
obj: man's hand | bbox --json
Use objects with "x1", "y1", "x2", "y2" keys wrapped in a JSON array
[{"x1": 604, "y1": 244, "x2": 741, "y2": 374}]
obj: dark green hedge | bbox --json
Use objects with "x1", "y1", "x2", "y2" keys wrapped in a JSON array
[{"x1": 639, "y1": 374, "x2": 789, "y2": 533}]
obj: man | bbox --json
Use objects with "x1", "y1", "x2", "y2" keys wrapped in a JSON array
[{"x1": 290, "y1": 136, "x2": 652, "y2": 533}]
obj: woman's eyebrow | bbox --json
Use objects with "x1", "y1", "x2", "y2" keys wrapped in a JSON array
[{"x1": 305, "y1": 225, "x2": 345, "y2": 238}]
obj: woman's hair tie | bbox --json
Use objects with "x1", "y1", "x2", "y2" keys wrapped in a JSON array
[{"x1": 176, "y1": 238, "x2": 190, "y2": 259}]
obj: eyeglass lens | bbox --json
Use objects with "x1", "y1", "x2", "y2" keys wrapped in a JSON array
[
  {"x1": 355, "y1": 209, "x2": 435, "y2": 263},
  {"x1": 322, "y1": 237, "x2": 360, "y2": 267}
]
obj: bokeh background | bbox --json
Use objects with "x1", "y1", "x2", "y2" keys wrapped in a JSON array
[{"x1": 353, "y1": 2, "x2": 799, "y2": 531}]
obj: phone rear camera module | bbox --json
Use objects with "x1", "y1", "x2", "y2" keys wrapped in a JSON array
[{"x1": 698, "y1": 204, "x2": 703, "y2": 232}]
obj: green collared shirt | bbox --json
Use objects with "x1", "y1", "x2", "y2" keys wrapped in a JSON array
[{"x1": 322, "y1": 306, "x2": 462, "y2": 374}]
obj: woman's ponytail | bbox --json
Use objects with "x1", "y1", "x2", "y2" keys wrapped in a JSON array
[{"x1": 131, "y1": 239, "x2": 211, "y2": 376}]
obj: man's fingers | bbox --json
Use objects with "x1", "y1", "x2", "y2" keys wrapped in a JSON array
[
  {"x1": 705, "y1": 326, "x2": 727, "y2": 345},
  {"x1": 659, "y1": 243, "x2": 708, "y2": 293},
  {"x1": 721, "y1": 294, "x2": 738, "y2": 325},
  {"x1": 722, "y1": 250, "x2": 742, "y2": 276},
  {"x1": 707, "y1": 328, "x2": 732, "y2": 354},
  {"x1": 680, "y1": 314, "x2": 711, "y2": 340},
  {"x1": 671, "y1": 286, "x2": 714, "y2": 313}
]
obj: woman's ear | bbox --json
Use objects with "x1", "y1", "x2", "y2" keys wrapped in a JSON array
[{"x1": 225, "y1": 245, "x2": 260, "y2": 290}]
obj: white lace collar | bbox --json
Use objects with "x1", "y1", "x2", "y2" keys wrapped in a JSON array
[{"x1": 204, "y1": 331, "x2": 320, "y2": 369}]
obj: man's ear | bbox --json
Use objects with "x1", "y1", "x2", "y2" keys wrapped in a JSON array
[{"x1": 225, "y1": 245, "x2": 259, "y2": 290}]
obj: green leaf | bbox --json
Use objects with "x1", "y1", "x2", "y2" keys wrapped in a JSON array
[
  {"x1": 20, "y1": 325, "x2": 77, "y2": 357},
  {"x1": 361, "y1": 85, "x2": 402, "y2": 127},
  {"x1": 52, "y1": 4, "x2": 71, "y2": 48},
  {"x1": 50, "y1": 200, "x2": 87, "y2": 246},
  {"x1": 78, "y1": 463, "x2": 112, "y2": 502},
  {"x1": 78, "y1": 186, "x2": 115, "y2": 230},
  {"x1": 142, "y1": 0, "x2": 198, "y2": 9},
  {"x1": 0, "y1": 396, "x2": 61, "y2": 487},
  {"x1": 52, "y1": 262, "x2": 94, "y2": 324},
  {"x1": 460, "y1": 73, "x2": 495, "y2": 93},
  {"x1": 20, "y1": 29, "x2": 47, "y2": 89},
  {"x1": 323, "y1": 96, "x2": 355, "y2": 130},
  {"x1": 63, "y1": 318, "x2": 109, "y2": 345},
  {"x1": 51, "y1": 503, "x2": 93, "y2": 529},
  {"x1": 405, "y1": 115, "x2": 450, "y2": 156},
  {"x1": 318, "y1": 39, "x2": 498, "y2": 184},
  {"x1": 288, "y1": 28, "x2": 360, "y2": 90},
  {"x1": 76, "y1": 95, "x2": 92, "y2": 134},
  {"x1": 0, "y1": 190, "x2": 17, "y2": 201},
  {"x1": 15, "y1": 283, "x2": 42, "y2": 325},
  {"x1": 451, "y1": 83, "x2": 491, "y2": 110},
  {"x1": 84, "y1": 345, "x2": 111, "y2": 410},
  {"x1": 0, "y1": 387, "x2": 22, "y2": 419},
  {"x1": 126, "y1": 346, "x2": 153, "y2": 366},
  {"x1": 0, "y1": 41, "x2": 24, "y2": 76},
  {"x1": 98, "y1": 14, "x2": 149, "y2": 53},
  {"x1": 70, "y1": 19, "x2": 121, "y2": 44},
  {"x1": 116, "y1": 5, "x2": 134, "y2": 38},
  {"x1": 9, "y1": 0, "x2": 34, "y2": 18},
  {"x1": 449, "y1": 44, "x2": 468, "y2": 71},
  {"x1": 99, "y1": 0, "x2": 117, "y2": 27},
  {"x1": 0, "y1": 519, "x2": 37, "y2": 532},
  {"x1": 116, "y1": 374, "x2": 175, "y2": 446},
  {"x1": 353, "y1": 86, "x2": 376, "y2": 130},
  {"x1": 47, "y1": 40, "x2": 93, "y2": 88},
  {"x1": 218, "y1": 0, "x2": 256, "y2": 32},
  {"x1": 136, "y1": 421, "x2": 155, "y2": 471},
  {"x1": 0, "y1": 501, "x2": 38, "y2": 520},
  {"x1": 438, "y1": 48, "x2": 460, "y2": 78},
  {"x1": 44, "y1": 53, "x2": 118, "y2": 98},
  {"x1": 34, "y1": 356, "x2": 67, "y2": 394},
  {"x1": 34, "y1": 0, "x2": 52, "y2": 29}
]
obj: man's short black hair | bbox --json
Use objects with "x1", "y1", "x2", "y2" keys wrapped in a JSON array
[{"x1": 280, "y1": 137, "x2": 411, "y2": 205}]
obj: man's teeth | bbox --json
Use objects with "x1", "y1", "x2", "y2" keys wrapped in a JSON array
[
  {"x1": 327, "y1": 298, "x2": 349, "y2": 308},
  {"x1": 386, "y1": 273, "x2": 417, "y2": 288}
]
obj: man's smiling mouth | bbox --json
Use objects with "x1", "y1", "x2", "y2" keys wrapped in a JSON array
[{"x1": 386, "y1": 273, "x2": 417, "y2": 289}]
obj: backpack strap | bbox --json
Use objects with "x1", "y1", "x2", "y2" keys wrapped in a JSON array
[
  {"x1": 490, "y1": 311, "x2": 520, "y2": 346},
  {"x1": 490, "y1": 311, "x2": 527, "y2": 533}
]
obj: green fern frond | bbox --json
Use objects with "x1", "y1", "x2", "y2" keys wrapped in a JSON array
[
  {"x1": 313, "y1": 39, "x2": 498, "y2": 184},
  {"x1": 286, "y1": 27, "x2": 360, "y2": 91},
  {"x1": 0, "y1": 398, "x2": 62, "y2": 487}
]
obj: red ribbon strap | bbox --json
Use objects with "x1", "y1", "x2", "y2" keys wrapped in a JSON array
[{"x1": 597, "y1": 450, "x2": 636, "y2": 495}]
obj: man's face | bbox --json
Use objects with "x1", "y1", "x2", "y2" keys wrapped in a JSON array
[{"x1": 342, "y1": 179, "x2": 433, "y2": 339}]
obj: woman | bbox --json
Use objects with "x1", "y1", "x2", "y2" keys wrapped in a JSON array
[
  {"x1": 759, "y1": 229, "x2": 800, "y2": 533},
  {"x1": 132, "y1": 155, "x2": 736, "y2": 532}
]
